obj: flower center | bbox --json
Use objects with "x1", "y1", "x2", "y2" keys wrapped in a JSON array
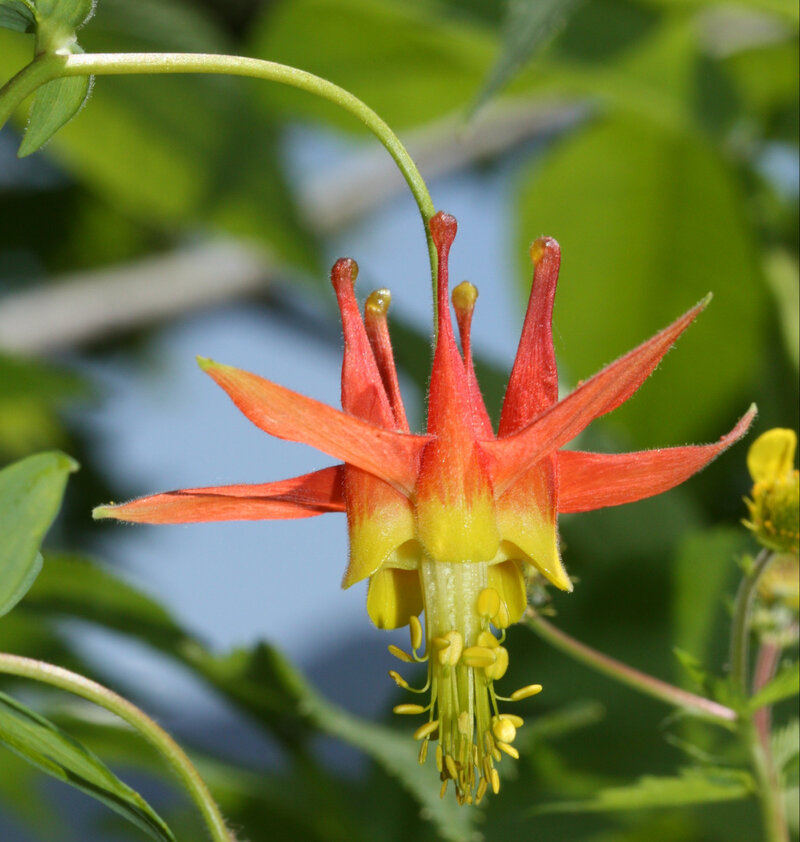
[{"x1": 389, "y1": 556, "x2": 542, "y2": 805}]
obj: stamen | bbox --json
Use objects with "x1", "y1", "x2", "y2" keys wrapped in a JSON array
[
  {"x1": 484, "y1": 646, "x2": 509, "y2": 680},
  {"x1": 499, "y1": 713, "x2": 524, "y2": 728},
  {"x1": 497, "y1": 740, "x2": 519, "y2": 760},
  {"x1": 394, "y1": 703, "x2": 426, "y2": 715},
  {"x1": 492, "y1": 717, "x2": 517, "y2": 744},
  {"x1": 409, "y1": 615, "x2": 423, "y2": 652},
  {"x1": 477, "y1": 587, "x2": 501, "y2": 619},
  {"x1": 414, "y1": 719, "x2": 439, "y2": 740},
  {"x1": 433, "y1": 630, "x2": 463, "y2": 666},
  {"x1": 418, "y1": 740, "x2": 429, "y2": 764},
  {"x1": 388, "y1": 669, "x2": 409, "y2": 689},
  {"x1": 510, "y1": 684, "x2": 543, "y2": 701},
  {"x1": 490, "y1": 768, "x2": 501, "y2": 795},
  {"x1": 461, "y1": 646, "x2": 497, "y2": 668},
  {"x1": 445, "y1": 754, "x2": 459, "y2": 780},
  {"x1": 477, "y1": 630, "x2": 500, "y2": 649},
  {"x1": 388, "y1": 644, "x2": 413, "y2": 663}
]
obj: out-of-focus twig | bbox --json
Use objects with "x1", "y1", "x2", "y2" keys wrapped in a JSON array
[{"x1": 0, "y1": 98, "x2": 584, "y2": 354}]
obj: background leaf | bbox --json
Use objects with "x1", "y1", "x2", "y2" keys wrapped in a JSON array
[
  {"x1": 0, "y1": 451, "x2": 76, "y2": 617},
  {"x1": 534, "y1": 766, "x2": 755, "y2": 814},
  {"x1": 0, "y1": 690, "x2": 176, "y2": 841},
  {"x1": 517, "y1": 114, "x2": 767, "y2": 446},
  {"x1": 473, "y1": 0, "x2": 585, "y2": 112}
]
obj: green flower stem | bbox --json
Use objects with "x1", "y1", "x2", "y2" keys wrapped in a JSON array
[
  {"x1": 727, "y1": 549, "x2": 788, "y2": 842},
  {"x1": 0, "y1": 52, "x2": 65, "y2": 127},
  {"x1": 729, "y1": 549, "x2": 774, "y2": 695},
  {"x1": 524, "y1": 610, "x2": 738, "y2": 725},
  {"x1": 0, "y1": 51, "x2": 438, "y2": 301},
  {"x1": 0, "y1": 652, "x2": 232, "y2": 842}
]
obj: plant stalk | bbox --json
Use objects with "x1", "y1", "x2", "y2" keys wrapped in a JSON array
[{"x1": 524, "y1": 609, "x2": 738, "y2": 725}]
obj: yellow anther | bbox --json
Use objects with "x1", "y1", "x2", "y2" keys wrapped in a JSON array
[
  {"x1": 497, "y1": 740, "x2": 519, "y2": 760},
  {"x1": 457, "y1": 711, "x2": 471, "y2": 735},
  {"x1": 461, "y1": 646, "x2": 497, "y2": 668},
  {"x1": 484, "y1": 646, "x2": 509, "y2": 680},
  {"x1": 365, "y1": 288, "x2": 391, "y2": 316},
  {"x1": 413, "y1": 719, "x2": 439, "y2": 740},
  {"x1": 492, "y1": 746, "x2": 502, "y2": 762},
  {"x1": 418, "y1": 740, "x2": 429, "y2": 764},
  {"x1": 510, "y1": 683, "x2": 543, "y2": 701},
  {"x1": 388, "y1": 644, "x2": 413, "y2": 663},
  {"x1": 499, "y1": 713, "x2": 524, "y2": 728},
  {"x1": 452, "y1": 281, "x2": 478, "y2": 312},
  {"x1": 434, "y1": 630, "x2": 463, "y2": 666},
  {"x1": 409, "y1": 615, "x2": 423, "y2": 652},
  {"x1": 477, "y1": 630, "x2": 500, "y2": 649},
  {"x1": 388, "y1": 670, "x2": 409, "y2": 689},
  {"x1": 445, "y1": 755, "x2": 458, "y2": 780},
  {"x1": 440, "y1": 780, "x2": 449, "y2": 799},
  {"x1": 493, "y1": 600, "x2": 511, "y2": 629},
  {"x1": 394, "y1": 703, "x2": 426, "y2": 715},
  {"x1": 492, "y1": 716, "x2": 517, "y2": 744},
  {"x1": 436, "y1": 744, "x2": 443, "y2": 772},
  {"x1": 477, "y1": 587, "x2": 501, "y2": 618},
  {"x1": 476, "y1": 778, "x2": 488, "y2": 804},
  {"x1": 490, "y1": 768, "x2": 501, "y2": 794}
]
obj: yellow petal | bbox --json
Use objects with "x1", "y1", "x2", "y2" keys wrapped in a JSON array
[
  {"x1": 747, "y1": 428, "x2": 797, "y2": 483},
  {"x1": 366, "y1": 567, "x2": 423, "y2": 630},
  {"x1": 487, "y1": 559, "x2": 527, "y2": 626},
  {"x1": 341, "y1": 467, "x2": 417, "y2": 588}
]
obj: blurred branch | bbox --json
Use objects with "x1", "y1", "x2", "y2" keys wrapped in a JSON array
[{"x1": 0, "y1": 98, "x2": 584, "y2": 354}]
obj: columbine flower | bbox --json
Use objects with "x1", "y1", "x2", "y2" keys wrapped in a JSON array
[{"x1": 95, "y1": 212, "x2": 754, "y2": 804}]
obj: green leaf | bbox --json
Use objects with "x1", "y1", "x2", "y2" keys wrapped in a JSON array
[
  {"x1": 473, "y1": 0, "x2": 585, "y2": 112},
  {"x1": 0, "y1": 690, "x2": 176, "y2": 842},
  {"x1": 517, "y1": 114, "x2": 766, "y2": 446},
  {"x1": 534, "y1": 766, "x2": 755, "y2": 814},
  {"x1": 749, "y1": 661, "x2": 800, "y2": 711},
  {"x1": 771, "y1": 718, "x2": 799, "y2": 777},
  {"x1": 764, "y1": 250, "x2": 800, "y2": 370},
  {"x1": 672, "y1": 528, "x2": 748, "y2": 680},
  {"x1": 250, "y1": 0, "x2": 496, "y2": 132},
  {"x1": 0, "y1": 0, "x2": 34, "y2": 32},
  {"x1": 0, "y1": 451, "x2": 77, "y2": 618},
  {"x1": 18, "y1": 73, "x2": 91, "y2": 157}
]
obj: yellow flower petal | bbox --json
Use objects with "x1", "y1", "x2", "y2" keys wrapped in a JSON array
[
  {"x1": 747, "y1": 428, "x2": 797, "y2": 483},
  {"x1": 366, "y1": 566, "x2": 423, "y2": 630}
]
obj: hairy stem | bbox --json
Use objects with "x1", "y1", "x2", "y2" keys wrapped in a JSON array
[
  {"x1": 0, "y1": 653, "x2": 232, "y2": 842},
  {"x1": 524, "y1": 609, "x2": 738, "y2": 725},
  {"x1": 0, "y1": 51, "x2": 438, "y2": 302},
  {"x1": 729, "y1": 549, "x2": 774, "y2": 696}
]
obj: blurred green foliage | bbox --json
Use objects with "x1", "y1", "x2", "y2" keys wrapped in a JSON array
[{"x1": 0, "y1": 0, "x2": 797, "y2": 840}]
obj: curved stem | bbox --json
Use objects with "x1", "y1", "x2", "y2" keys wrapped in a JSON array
[
  {"x1": 1, "y1": 51, "x2": 438, "y2": 305},
  {"x1": 524, "y1": 609, "x2": 738, "y2": 725},
  {"x1": 0, "y1": 653, "x2": 232, "y2": 842},
  {"x1": 729, "y1": 549, "x2": 774, "y2": 695}
]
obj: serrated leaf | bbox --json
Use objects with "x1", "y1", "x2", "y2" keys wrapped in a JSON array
[
  {"x1": 0, "y1": 690, "x2": 175, "y2": 841},
  {"x1": 771, "y1": 718, "x2": 799, "y2": 776},
  {"x1": 749, "y1": 661, "x2": 800, "y2": 711},
  {"x1": 18, "y1": 72, "x2": 91, "y2": 157},
  {"x1": 0, "y1": 0, "x2": 34, "y2": 32},
  {"x1": 473, "y1": 0, "x2": 585, "y2": 112},
  {"x1": 534, "y1": 766, "x2": 755, "y2": 814},
  {"x1": 0, "y1": 451, "x2": 77, "y2": 618}
]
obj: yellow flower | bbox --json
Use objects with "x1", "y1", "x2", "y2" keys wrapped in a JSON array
[{"x1": 745, "y1": 429, "x2": 800, "y2": 554}]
